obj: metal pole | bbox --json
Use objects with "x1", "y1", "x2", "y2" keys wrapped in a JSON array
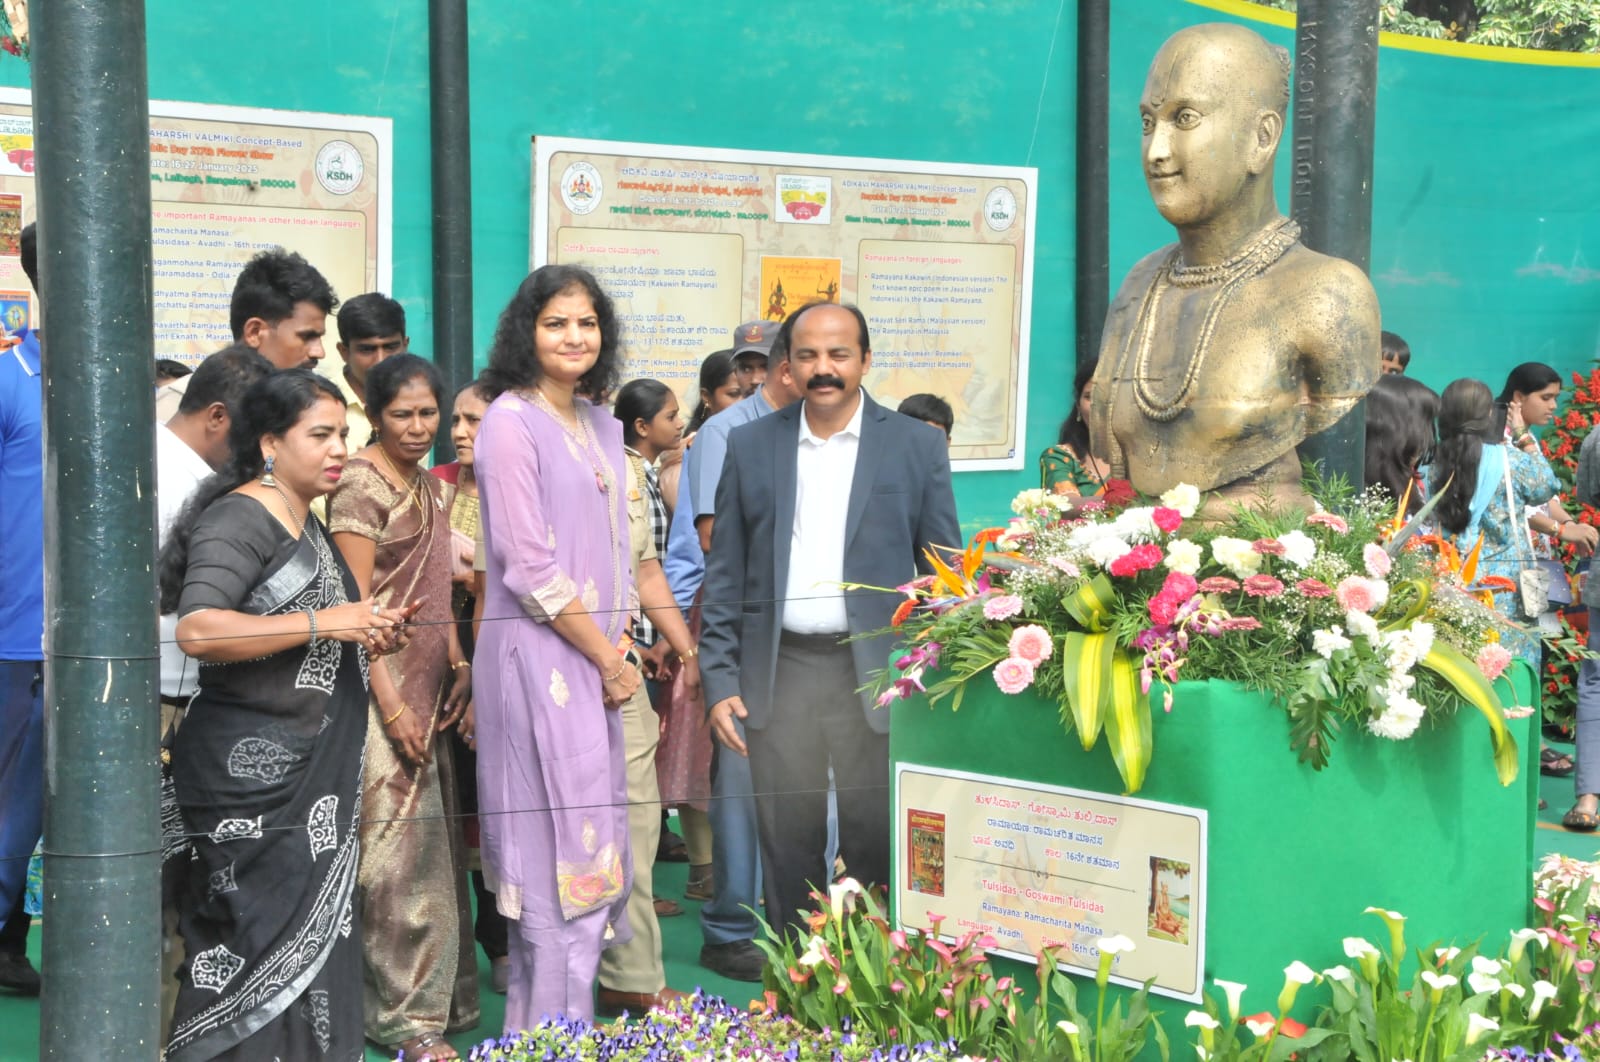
[
  {"x1": 1075, "y1": 0, "x2": 1110, "y2": 379},
  {"x1": 33, "y1": 1, "x2": 160, "y2": 1057},
  {"x1": 430, "y1": 0, "x2": 474, "y2": 463},
  {"x1": 1290, "y1": 0, "x2": 1380, "y2": 486}
]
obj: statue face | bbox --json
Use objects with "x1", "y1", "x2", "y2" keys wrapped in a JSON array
[{"x1": 1140, "y1": 37, "x2": 1272, "y2": 229}]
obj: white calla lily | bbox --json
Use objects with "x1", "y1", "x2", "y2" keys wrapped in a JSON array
[
  {"x1": 1322, "y1": 964, "x2": 1353, "y2": 985},
  {"x1": 1466, "y1": 972, "x2": 1502, "y2": 995},
  {"x1": 1278, "y1": 960, "x2": 1317, "y2": 1012},
  {"x1": 797, "y1": 935, "x2": 828, "y2": 967},
  {"x1": 1243, "y1": 1018, "x2": 1275, "y2": 1038},
  {"x1": 1464, "y1": 1014, "x2": 1499, "y2": 1046},
  {"x1": 1508, "y1": 927, "x2": 1545, "y2": 964},
  {"x1": 1344, "y1": 937, "x2": 1379, "y2": 959},
  {"x1": 1213, "y1": 978, "x2": 1247, "y2": 1022},
  {"x1": 1185, "y1": 1012, "x2": 1220, "y2": 1030},
  {"x1": 1469, "y1": 956, "x2": 1502, "y2": 977},
  {"x1": 827, "y1": 877, "x2": 863, "y2": 921},
  {"x1": 1419, "y1": 970, "x2": 1457, "y2": 1001},
  {"x1": 1530, "y1": 979, "x2": 1558, "y2": 1017},
  {"x1": 1434, "y1": 947, "x2": 1460, "y2": 962},
  {"x1": 1056, "y1": 1019, "x2": 1079, "y2": 1035}
]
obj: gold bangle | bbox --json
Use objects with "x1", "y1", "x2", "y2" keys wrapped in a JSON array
[
  {"x1": 679, "y1": 646, "x2": 699, "y2": 660},
  {"x1": 451, "y1": 660, "x2": 472, "y2": 671},
  {"x1": 381, "y1": 705, "x2": 406, "y2": 726}
]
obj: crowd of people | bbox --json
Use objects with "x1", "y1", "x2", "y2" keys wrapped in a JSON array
[
  {"x1": 0, "y1": 223, "x2": 1593, "y2": 1060},
  {"x1": 0, "y1": 238, "x2": 962, "y2": 1060}
]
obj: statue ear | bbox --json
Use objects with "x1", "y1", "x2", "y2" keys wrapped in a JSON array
[{"x1": 1248, "y1": 110, "x2": 1283, "y2": 175}]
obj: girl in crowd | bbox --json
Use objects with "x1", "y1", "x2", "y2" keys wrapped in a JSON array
[
  {"x1": 614, "y1": 380, "x2": 711, "y2": 907},
  {"x1": 432, "y1": 378, "x2": 513, "y2": 992},
  {"x1": 160, "y1": 369, "x2": 406, "y2": 1061},
  {"x1": 1430, "y1": 378, "x2": 1562, "y2": 665},
  {"x1": 474, "y1": 264, "x2": 639, "y2": 1028},
  {"x1": 1364, "y1": 374, "x2": 1439, "y2": 514},
  {"x1": 1040, "y1": 362, "x2": 1110, "y2": 496},
  {"x1": 328, "y1": 353, "x2": 478, "y2": 1060},
  {"x1": 1496, "y1": 362, "x2": 1597, "y2": 781},
  {"x1": 666, "y1": 349, "x2": 742, "y2": 513}
]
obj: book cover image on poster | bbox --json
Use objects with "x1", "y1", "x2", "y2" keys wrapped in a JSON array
[
  {"x1": 757, "y1": 256, "x2": 841, "y2": 322},
  {"x1": 0, "y1": 193, "x2": 19, "y2": 257},
  {"x1": 0, "y1": 289, "x2": 28, "y2": 334},
  {"x1": 907, "y1": 809, "x2": 946, "y2": 897},
  {"x1": 1147, "y1": 857, "x2": 1192, "y2": 945}
]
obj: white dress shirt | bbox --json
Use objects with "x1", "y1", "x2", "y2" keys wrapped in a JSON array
[
  {"x1": 157, "y1": 423, "x2": 214, "y2": 699},
  {"x1": 781, "y1": 395, "x2": 864, "y2": 634}
]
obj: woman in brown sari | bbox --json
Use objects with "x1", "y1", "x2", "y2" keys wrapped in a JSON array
[{"x1": 328, "y1": 353, "x2": 478, "y2": 1061}]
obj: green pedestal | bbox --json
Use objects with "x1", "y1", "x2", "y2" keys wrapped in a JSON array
[{"x1": 889, "y1": 666, "x2": 1538, "y2": 1042}]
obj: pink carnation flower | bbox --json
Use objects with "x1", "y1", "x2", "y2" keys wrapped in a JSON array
[
  {"x1": 1476, "y1": 643, "x2": 1512, "y2": 682},
  {"x1": 1108, "y1": 543, "x2": 1163, "y2": 578},
  {"x1": 1335, "y1": 575, "x2": 1385, "y2": 614},
  {"x1": 992, "y1": 656, "x2": 1036, "y2": 695},
  {"x1": 1008, "y1": 624, "x2": 1054, "y2": 665},
  {"x1": 1197, "y1": 576, "x2": 1240, "y2": 594},
  {"x1": 1152, "y1": 507, "x2": 1183, "y2": 534},
  {"x1": 1306, "y1": 512, "x2": 1349, "y2": 534},
  {"x1": 1363, "y1": 543, "x2": 1392, "y2": 578},
  {"x1": 1161, "y1": 571, "x2": 1199, "y2": 601},
  {"x1": 1251, "y1": 538, "x2": 1286, "y2": 557},
  {"x1": 1148, "y1": 593, "x2": 1180, "y2": 626},
  {"x1": 983, "y1": 594, "x2": 1023, "y2": 621},
  {"x1": 1295, "y1": 578, "x2": 1332, "y2": 598},
  {"x1": 1243, "y1": 574, "x2": 1286, "y2": 598}
]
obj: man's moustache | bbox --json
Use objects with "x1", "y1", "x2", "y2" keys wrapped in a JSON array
[{"x1": 807, "y1": 375, "x2": 846, "y2": 390}]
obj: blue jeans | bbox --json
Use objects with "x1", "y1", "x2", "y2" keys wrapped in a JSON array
[
  {"x1": 1576, "y1": 610, "x2": 1600, "y2": 797},
  {"x1": 0, "y1": 661, "x2": 43, "y2": 914},
  {"x1": 700, "y1": 719, "x2": 762, "y2": 945}
]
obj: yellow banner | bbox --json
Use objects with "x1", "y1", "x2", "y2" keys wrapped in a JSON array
[
  {"x1": 895, "y1": 765, "x2": 1207, "y2": 1000},
  {"x1": 533, "y1": 137, "x2": 1037, "y2": 471}
]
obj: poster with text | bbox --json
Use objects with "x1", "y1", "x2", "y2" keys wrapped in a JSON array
[
  {"x1": 532, "y1": 136, "x2": 1036, "y2": 471},
  {"x1": 895, "y1": 765, "x2": 1207, "y2": 1001},
  {"x1": 0, "y1": 89, "x2": 391, "y2": 373}
]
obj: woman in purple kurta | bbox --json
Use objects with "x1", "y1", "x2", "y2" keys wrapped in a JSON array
[{"x1": 472, "y1": 265, "x2": 641, "y2": 1029}]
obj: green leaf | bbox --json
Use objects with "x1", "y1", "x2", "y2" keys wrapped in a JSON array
[
  {"x1": 1419, "y1": 641, "x2": 1520, "y2": 785},
  {"x1": 1064, "y1": 573, "x2": 1116, "y2": 632},
  {"x1": 1102, "y1": 649, "x2": 1153, "y2": 793},
  {"x1": 1061, "y1": 630, "x2": 1115, "y2": 749}
]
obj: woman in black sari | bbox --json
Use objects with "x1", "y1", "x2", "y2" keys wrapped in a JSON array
[{"x1": 158, "y1": 369, "x2": 410, "y2": 1061}]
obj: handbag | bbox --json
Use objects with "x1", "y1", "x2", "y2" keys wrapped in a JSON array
[{"x1": 1501, "y1": 455, "x2": 1567, "y2": 615}]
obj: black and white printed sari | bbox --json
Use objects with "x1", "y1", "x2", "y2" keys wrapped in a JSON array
[{"x1": 167, "y1": 493, "x2": 369, "y2": 1062}]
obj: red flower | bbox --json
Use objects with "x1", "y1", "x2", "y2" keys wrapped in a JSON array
[
  {"x1": 890, "y1": 598, "x2": 916, "y2": 628},
  {"x1": 1149, "y1": 592, "x2": 1180, "y2": 626},
  {"x1": 1109, "y1": 543, "x2": 1162, "y2": 577},
  {"x1": 1161, "y1": 571, "x2": 1198, "y2": 601},
  {"x1": 1102, "y1": 479, "x2": 1136, "y2": 507},
  {"x1": 1152, "y1": 507, "x2": 1183, "y2": 533}
]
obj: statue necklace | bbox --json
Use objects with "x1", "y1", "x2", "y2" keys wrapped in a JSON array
[{"x1": 1124, "y1": 216, "x2": 1301, "y2": 424}]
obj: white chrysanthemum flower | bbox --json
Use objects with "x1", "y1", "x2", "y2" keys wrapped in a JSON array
[
  {"x1": 1276, "y1": 529, "x2": 1317, "y2": 568},
  {"x1": 1164, "y1": 539, "x2": 1203, "y2": 576},
  {"x1": 1161, "y1": 483, "x2": 1200, "y2": 518},
  {"x1": 1313, "y1": 627, "x2": 1352, "y2": 659},
  {"x1": 1211, "y1": 536, "x2": 1263, "y2": 578}
]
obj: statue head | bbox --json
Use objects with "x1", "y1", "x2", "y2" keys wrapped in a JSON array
[{"x1": 1140, "y1": 23, "x2": 1291, "y2": 229}]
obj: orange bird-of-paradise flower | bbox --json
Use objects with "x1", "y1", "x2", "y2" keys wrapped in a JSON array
[{"x1": 890, "y1": 598, "x2": 917, "y2": 627}]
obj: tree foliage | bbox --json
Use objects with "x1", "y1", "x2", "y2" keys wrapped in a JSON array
[{"x1": 1253, "y1": 0, "x2": 1600, "y2": 51}]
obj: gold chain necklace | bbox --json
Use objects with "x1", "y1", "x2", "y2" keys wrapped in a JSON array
[
  {"x1": 526, "y1": 387, "x2": 614, "y2": 494},
  {"x1": 1125, "y1": 218, "x2": 1301, "y2": 423},
  {"x1": 377, "y1": 446, "x2": 440, "y2": 513}
]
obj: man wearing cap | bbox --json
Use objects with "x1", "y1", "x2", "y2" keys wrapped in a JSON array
[{"x1": 731, "y1": 320, "x2": 777, "y2": 397}]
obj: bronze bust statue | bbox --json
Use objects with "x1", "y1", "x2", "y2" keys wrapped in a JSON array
[{"x1": 1089, "y1": 23, "x2": 1381, "y2": 512}]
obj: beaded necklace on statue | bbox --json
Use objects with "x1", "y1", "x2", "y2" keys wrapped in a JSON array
[
  {"x1": 1121, "y1": 217, "x2": 1300, "y2": 424},
  {"x1": 526, "y1": 387, "x2": 614, "y2": 494}
]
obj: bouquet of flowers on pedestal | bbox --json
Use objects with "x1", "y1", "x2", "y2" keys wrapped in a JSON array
[{"x1": 872, "y1": 478, "x2": 1520, "y2": 794}]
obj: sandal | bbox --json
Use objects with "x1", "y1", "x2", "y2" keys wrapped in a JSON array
[
  {"x1": 1540, "y1": 746, "x2": 1576, "y2": 777},
  {"x1": 1565, "y1": 798, "x2": 1600, "y2": 833},
  {"x1": 394, "y1": 1031, "x2": 457, "y2": 1061},
  {"x1": 653, "y1": 896, "x2": 684, "y2": 918}
]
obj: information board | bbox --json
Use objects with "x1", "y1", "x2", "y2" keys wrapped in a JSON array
[
  {"x1": 0, "y1": 89, "x2": 391, "y2": 365},
  {"x1": 896, "y1": 764, "x2": 1206, "y2": 1001},
  {"x1": 532, "y1": 136, "x2": 1036, "y2": 471}
]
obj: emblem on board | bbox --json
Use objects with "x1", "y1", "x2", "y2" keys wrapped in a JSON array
[{"x1": 561, "y1": 161, "x2": 603, "y2": 216}]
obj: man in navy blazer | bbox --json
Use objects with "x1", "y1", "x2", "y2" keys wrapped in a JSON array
[{"x1": 700, "y1": 301, "x2": 960, "y2": 941}]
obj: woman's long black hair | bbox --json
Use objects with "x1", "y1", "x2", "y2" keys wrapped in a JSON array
[
  {"x1": 1491, "y1": 361, "x2": 1562, "y2": 438},
  {"x1": 687, "y1": 349, "x2": 737, "y2": 434},
  {"x1": 479, "y1": 264, "x2": 622, "y2": 402},
  {"x1": 1057, "y1": 361, "x2": 1097, "y2": 456},
  {"x1": 157, "y1": 369, "x2": 346, "y2": 612},
  {"x1": 1364, "y1": 374, "x2": 1439, "y2": 514},
  {"x1": 1429, "y1": 378, "x2": 1498, "y2": 536}
]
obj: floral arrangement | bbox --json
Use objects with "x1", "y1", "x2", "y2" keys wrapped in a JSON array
[
  {"x1": 0, "y1": 0, "x2": 26, "y2": 59},
  {"x1": 754, "y1": 878, "x2": 1164, "y2": 1062},
  {"x1": 872, "y1": 477, "x2": 1520, "y2": 793},
  {"x1": 431, "y1": 990, "x2": 968, "y2": 1061}
]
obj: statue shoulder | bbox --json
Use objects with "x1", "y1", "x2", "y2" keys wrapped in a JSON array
[
  {"x1": 1277, "y1": 244, "x2": 1381, "y2": 390},
  {"x1": 1279, "y1": 244, "x2": 1380, "y2": 320},
  {"x1": 1105, "y1": 244, "x2": 1177, "y2": 313}
]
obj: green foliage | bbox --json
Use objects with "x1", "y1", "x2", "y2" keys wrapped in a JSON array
[{"x1": 1248, "y1": 0, "x2": 1600, "y2": 52}]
